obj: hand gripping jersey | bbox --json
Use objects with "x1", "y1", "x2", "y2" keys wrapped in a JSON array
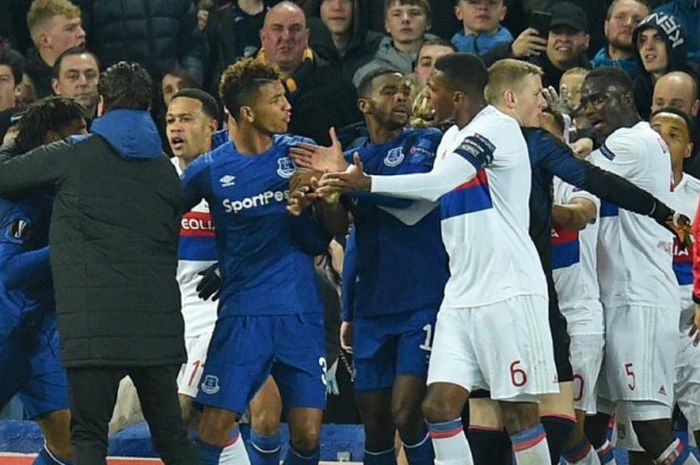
[
  {"x1": 172, "y1": 158, "x2": 218, "y2": 338},
  {"x1": 180, "y1": 135, "x2": 328, "y2": 317},
  {"x1": 371, "y1": 105, "x2": 548, "y2": 307},
  {"x1": 551, "y1": 178, "x2": 603, "y2": 334},
  {"x1": 670, "y1": 173, "x2": 700, "y2": 326},
  {"x1": 342, "y1": 128, "x2": 448, "y2": 319},
  {"x1": 590, "y1": 122, "x2": 677, "y2": 309}
]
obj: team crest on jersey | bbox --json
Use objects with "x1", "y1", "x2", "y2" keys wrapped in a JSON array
[
  {"x1": 219, "y1": 175, "x2": 236, "y2": 187},
  {"x1": 384, "y1": 147, "x2": 404, "y2": 167},
  {"x1": 277, "y1": 157, "x2": 296, "y2": 178},
  {"x1": 201, "y1": 375, "x2": 220, "y2": 395},
  {"x1": 8, "y1": 219, "x2": 30, "y2": 241}
]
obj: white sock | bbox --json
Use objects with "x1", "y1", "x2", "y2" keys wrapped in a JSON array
[
  {"x1": 595, "y1": 440, "x2": 617, "y2": 465},
  {"x1": 654, "y1": 438, "x2": 700, "y2": 465},
  {"x1": 427, "y1": 419, "x2": 473, "y2": 465},
  {"x1": 510, "y1": 424, "x2": 551, "y2": 465}
]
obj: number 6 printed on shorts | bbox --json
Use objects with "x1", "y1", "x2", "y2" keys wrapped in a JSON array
[{"x1": 510, "y1": 360, "x2": 528, "y2": 387}]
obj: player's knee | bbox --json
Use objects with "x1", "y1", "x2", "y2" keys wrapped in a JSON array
[
  {"x1": 422, "y1": 393, "x2": 458, "y2": 423},
  {"x1": 289, "y1": 423, "x2": 321, "y2": 452},
  {"x1": 632, "y1": 419, "x2": 674, "y2": 456},
  {"x1": 39, "y1": 410, "x2": 72, "y2": 459},
  {"x1": 252, "y1": 408, "x2": 282, "y2": 436},
  {"x1": 391, "y1": 399, "x2": 422, "y2": 435},
  {"x1": 500, "y1": 401, "x2": 540, "y2": 434},
  {"x1": 197, "y1": 409, "x2": 237, "y2": 446}
]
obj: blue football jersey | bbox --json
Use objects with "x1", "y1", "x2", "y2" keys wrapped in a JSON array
[
  {"x1": 181, "y1": 134, "x2": 330, "y2": 317},
  {"x1": 343, "y1": 128, "x2": 448, "y2": 318},
  {"x1": 0, "y1": 193, "x2": 55, "y2": 331}
]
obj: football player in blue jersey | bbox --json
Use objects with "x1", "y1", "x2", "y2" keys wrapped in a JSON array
[
  {"x1": 290, "y1": 68, "x2": 447, "y2": 465},
  {"x1": 181, "y1": 57, "x2": 344, "y2": 465},
  {"x1": 0, "y1": 97, "x2": 87, "y2": 465}
]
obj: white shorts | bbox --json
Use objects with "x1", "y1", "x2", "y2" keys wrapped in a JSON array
[
  {"x1": 569, "y1": 333, "x2": 605, "y2": 414},
  {"x1": 599, "y1": 305, "x2": 678, "y2": 409},
  {"x1": 177, "y1": 331, "x2": 214, "y2": 398},
  {"x1": 676, "y1": 327, "x2": 700, "y2": 432},
  {"x1": 427, "y1": 295, "x2": 559, "y2": 401}
]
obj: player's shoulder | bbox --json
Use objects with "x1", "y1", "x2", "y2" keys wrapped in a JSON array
[
  {"x1": 469, "y1": 106, "x2": 523, "y2": 149},
  {"x1": 682, "y1": 173, "x2": 700, "y2": 192},
  {"x1": 605, "y1": 122, "x2": 663, "y2": 156},
  {"x1": 275, "y1": 133, "x2": 316, "y2": 149}
]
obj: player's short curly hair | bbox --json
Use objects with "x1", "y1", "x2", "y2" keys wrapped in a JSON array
[
  {"x1": 15, "y1": 96, "x2": 84, "y2": 152},
  {"x1": 98, "y1": 61, "x2": 152, "y2": 112},
  {"x1": 219, "y1": 58, "x2": 280, "y2": 120}
]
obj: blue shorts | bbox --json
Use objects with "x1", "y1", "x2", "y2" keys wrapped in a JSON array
[
  {"x1": 196, "y1": 313, "x2": 327, "y2": 414},
  {"x1": 0, "y1": 320, "x2": 68, "y2": 419},
  {"x1": 353, "y1": 308, "x2": 437, "y2": 392}
]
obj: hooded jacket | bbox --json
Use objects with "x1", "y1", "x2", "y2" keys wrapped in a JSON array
[
  {"x1": 632, "y1": 12, "x2": 693, "y2": 119},
  {"x1": 0, "y1": 109, "x2": 185, "y2": 368},
  {"x1": 655, "y1": 0, "x2": 699, "y2": 71},
  {"x1": 308, "y1": 0, "x2": 383, "y2": 84}
]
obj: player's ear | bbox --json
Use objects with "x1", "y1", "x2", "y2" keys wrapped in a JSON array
[
  {"x1": 241, "y1": 106, "x2": 254, "y2": 123},
  {"x1": 685, "y1": 141, "x2": 694, "y2": 159},
  {"x1": 358, "y1": 97, "x2": 371, "y2": 115},
  {"x1": 503, "y1": 89, "x2": 517, "y2": 108}
]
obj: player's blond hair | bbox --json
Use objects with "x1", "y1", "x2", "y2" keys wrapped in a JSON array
[
  {"x1": 562, "y1": 67, "x2": 589, "y2": 80},
  {"x1": 27, "y1": 0, "x2": 81, "y2": 38},
  {"x1": 485, "y1": 59, "x2": 543, "y2": 105}
]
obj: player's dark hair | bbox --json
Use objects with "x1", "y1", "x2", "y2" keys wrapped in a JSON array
[
  {"x1": 650, "y1": 106, "x2": 697, "y2": 145},
  {"x1": 171, "y1": 88, "x2": 221, "y2": 123},
  {"x1": 434, "y1": 53, "x2": 488, "y2": 101},
  {"x1": 357, "y1": 68, "x2": 403, "y2": 99},
  {"x1": 15, "y1": 96, "x2": 84, "y2": 152},
  {"x1": 0, "y1": 45, "x2": 25, "y2": 85},
  {"x1": 219, "y1": 58, "x2": 280, "y2": 119},
  {"x1": 162, "y1": 65, "x2": 200, "y2": 90},
  {"x1": 418, "y1": 37, "x2": 458, "y2": 55},
  {"x1": 52, "y1": 46, "x2": 100, "y2": 79},
  {"x1": 98, "y1": 61, "x2": 153, "y2": 112},
  {"x1": 585, "y1": 66, "x2": 634, "y2": 94}
]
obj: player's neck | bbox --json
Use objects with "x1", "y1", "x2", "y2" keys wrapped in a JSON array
[
  {"x1": 674, "y1": 167, "x2": 684, "y2": 186},
  {"x1": 455, "y1": 101, "x2": 486, "y2": 129},
  {"x1": 367, "y1": 120, "x2": 403, "y2": 145},
  {"x1": 230, "y1": 125, "x2": 273, "y2": 155}
]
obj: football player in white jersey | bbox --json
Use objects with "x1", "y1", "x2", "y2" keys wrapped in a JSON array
[
  {"x1": 618, "y1": 108, "x2": 700, "y2": 465},
  {"x1": 582, "y1": 67, "x2": 699, "y2": 465},
  {"x1": 320, "y1": 55, "x2": 559, "y2": 465},
  {"x1": 652, "y1": 108, "x2": 700, "y2": 452},
  {"x1": 166, "y1": 88, "x2": 220, "y2": 426}
]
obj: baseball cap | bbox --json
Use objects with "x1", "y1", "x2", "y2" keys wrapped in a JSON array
[{"x1": 549, "y1": 2, "x2": 589, "y2": 33}]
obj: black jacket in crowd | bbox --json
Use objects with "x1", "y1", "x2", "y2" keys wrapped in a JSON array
[
  {"x1": 73, "y1": 0, "x2": 203, "y2": 82},
  {"x1": 0, "y1": 109, "x2": 185, "y2": 368},
  {"x1": 308, "y1": 0, "x2": 383, "y2": 84},
  {"x1": 284, "y1": 54, "x2": 362, "y2": 146},
  {"x1": 24, "y1": 47, "x2": 53, "y2": 99}
]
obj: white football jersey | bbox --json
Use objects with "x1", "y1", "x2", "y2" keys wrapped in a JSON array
[
  {"x1": 590, "y1": 122, "x2": 677, "y2": 309},
  {"x1": 173, "y1": 157, "x2": 218, "y2": 338},
  {"x1": 670, "y1": 173, "x2": 700, "y2": 327},
  {"x1": 372, "y1": 106, "x2": 547, "y2": 308},
  {"x1": 551, "y1": 177, "x2": 603, "y2": 333}
]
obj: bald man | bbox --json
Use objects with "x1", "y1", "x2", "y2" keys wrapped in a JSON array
[
  {"x1": 652, "y1": 71, "x2": 700, "y2": 118},
  {"x1": 257, "y1": 1, "x2": 360, "y2": 145},
  {"x1": 653, "y1": 71, "x2": 700, "y2": 177}
]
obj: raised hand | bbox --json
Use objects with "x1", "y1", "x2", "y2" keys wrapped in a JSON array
[
  {"x1": 666, "y1": 212, "x2": 694, "y2": 251},
  {"x1": 511, "y1": 28, "x2": 548, "y2": 58},
  {"x1": 289, "y1": 127, "x2": 349, "y2": 173},
  {"x1": 318, "y1": 152, "x2": 371, "y2": 197}
]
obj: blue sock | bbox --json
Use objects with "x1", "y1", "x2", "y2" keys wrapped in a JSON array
[
  {"x1": 401, "y1": 425, "x2": 434, "y2": 465},
  {"x1": 33, "y1": 445, "x2": 73, "y2": 465},
  {"x1": 249, "y1": 431, "x2": 281, "y2": 465},
  {"x1": 196, "y1": 427, "x2": 249, "y2": 465},
  {"x1": 363, "y1": 446, "x2": 396, "y2": 465},
  {"x1": 541, "y1": 415, "x2": 576, "y2": 464},
  {"x1": 283, "y1": 444, "x2": 320, "y2": 465}
]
